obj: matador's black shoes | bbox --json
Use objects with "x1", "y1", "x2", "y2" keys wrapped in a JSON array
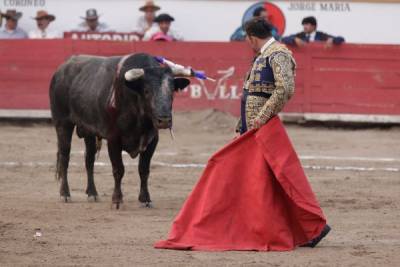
[{"x1": 301, "y1": 224, "x2": 331, "y2": 248}]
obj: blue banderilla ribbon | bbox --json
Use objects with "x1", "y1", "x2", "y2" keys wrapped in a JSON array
[{"x1": 154, "y1": 56, "x2": 216, "y2": 82}]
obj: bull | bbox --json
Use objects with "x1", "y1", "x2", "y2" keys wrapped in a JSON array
[{"x1": 49, "y1": 53, "x2": 190, "y2": 208}]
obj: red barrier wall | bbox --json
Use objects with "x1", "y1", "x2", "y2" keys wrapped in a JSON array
[{"x1": 0, "y1": 40, "x2": 399, "y2": 119}]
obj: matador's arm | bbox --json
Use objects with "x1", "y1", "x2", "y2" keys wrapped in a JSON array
[{"x1": 251, "y1": 52, "x2": 296, "y2": 128}]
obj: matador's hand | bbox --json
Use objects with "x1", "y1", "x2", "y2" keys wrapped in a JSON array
[{"x1": 251, "y1": 118, "x2": 263, "y2": 129}]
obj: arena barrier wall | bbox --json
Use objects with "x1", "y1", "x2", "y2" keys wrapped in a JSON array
[{"x1": 0, "y1": 40, "x2": 399, "y2": 123}]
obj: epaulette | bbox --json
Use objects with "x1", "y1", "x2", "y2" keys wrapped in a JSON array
[
  {"x1": 262, "y1": 41, "x2": 296, "y2": 69},
  {"x1": 262, "y1": 41, "x2": 293, "y2": 58}
]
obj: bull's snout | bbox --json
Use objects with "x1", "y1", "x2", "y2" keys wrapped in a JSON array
[{"x1": 156, "y1": 117, "x2": 172, "y2": 129}]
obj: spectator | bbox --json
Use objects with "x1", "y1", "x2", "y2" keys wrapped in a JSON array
[
  {"x1": 142, "y1": 13, "x2": 182, "y2": 41},
  {"x1": 151, "y1": 32, "x2": 173, "y2": 42},
  {"x1": 230, "y1": 6, "x2": 280, "y2": 41},
  {"x1": 281, "y1": 16, "x2": 345, "y2": 47},
  {"x1": 28, "y1": 10, "x2": 60, "y2": 39},
  {"x1": 0, "y1": 9, "x2": 28, "y2": 39},
  {"x1": 76, "y1": 9, "x2": 110, "y2": 32},
  {"x1": 135, "y1": 0, "x2": 160, "y2": 37}
]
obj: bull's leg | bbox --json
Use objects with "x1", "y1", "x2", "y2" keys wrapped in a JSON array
[
  {"x1": 107, "y1": 139, "x2": 124, "y2": 209},
  {"x1": 84, "y1": 136, "x2": 98, "y2": 201},
  {"x1": 55, "y1": 122, "x2": 74, "y2": 202},
  {"x1": 138, "y1": 134, "x2": 158, "y2": 207}
]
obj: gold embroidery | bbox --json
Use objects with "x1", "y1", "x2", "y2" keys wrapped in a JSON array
[
  {"x1": 242, "y1": 41, "x2": 296, "y2": 130},
  {"x1": 255, "y1": 51, "x2": 296, "y2": 126},
  {"x1": 245, "y1": 55, "x2": 267, "y2": 89},
  {"x1": 247, "y1": 83, "x2": 275, "y2": 93},
  {"x1": 245, "y1": 95, "x2": 268, "y2": 129},
  {"x1": 255, "y1": 58, "x2": 266, "y2": 71}
]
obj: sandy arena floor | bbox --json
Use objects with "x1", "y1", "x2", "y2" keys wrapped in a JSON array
[{"x1": 0, "y1": 110, "x2": 399, "y2": 266}]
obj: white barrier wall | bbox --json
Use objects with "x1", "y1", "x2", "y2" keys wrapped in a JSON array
[{"x1": 1, "y1": 0, "x2": 399, "y2": 44}]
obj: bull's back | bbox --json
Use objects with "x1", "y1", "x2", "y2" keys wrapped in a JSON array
[{"x1": 50, "y1": 55, "x2": 120, "y2": 124}]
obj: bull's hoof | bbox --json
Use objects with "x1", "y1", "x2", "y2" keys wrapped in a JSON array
[
  {"x1": 111, "y1": 201, "x2": 123, "y2": 210},
  {"x1": 140, "y1": 201, "x2": 153, "y2": 208},
  {"x1": 60, "y1": 196, "x2": 71, "y2": 203},
  {"x1": 138, "y1": 192, "x2": 151, "y2": 204},
  {"x1": 87, "y1": 195, "x2": 99, "y2": 202},
  {"x1": 85, "y1": 188, "x2": 98, "y2": 199},
  {"x1": 112, "y1": 190, "x2": 123, "y2": 209},
  {"x1": 111, "y1": 194, "x2": 123, "y2": 210}
]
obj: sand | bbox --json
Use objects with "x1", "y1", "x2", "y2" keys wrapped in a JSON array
[{"x1": 0, "y1": 110, "x2": 399, "y2": 266}]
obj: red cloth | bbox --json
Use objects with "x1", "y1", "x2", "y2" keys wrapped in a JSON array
[{"x1": 155, "y1": 116, "x2": 326, "y2": 251}]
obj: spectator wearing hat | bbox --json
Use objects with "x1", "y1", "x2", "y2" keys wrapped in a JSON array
[
  {"x1": 76, "y1": 9, "x2": 111, "y2": 32},
  {"x1": 0, "y1": 9, "x2": 28, "y2": 39},
  {"x1": 28, "y1": 10, "x2": 60, "y2": 39},
  {"x1": 142, "y1": 13, "x2": 182, "y2": 41},
  {"x1": 135, "y1": 0, "x2": 160, "y2": 36},
  {"x1": 231, "y1": 6, "x2": 280, "y2": 41},
  {"x1": 282, "y1": 16, "x2": 344, "y2": 48}
]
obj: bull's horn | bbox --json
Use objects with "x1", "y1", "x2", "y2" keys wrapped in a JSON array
[
  {"x1": 158, "y1": 58, "x2": 192, "y2": 77},
  {"x1": 124, "y1": 69, "x2": 144, "y2": 81},
  {"x1": 171, "y1": 66, "x2": 192, "y2": 77}
]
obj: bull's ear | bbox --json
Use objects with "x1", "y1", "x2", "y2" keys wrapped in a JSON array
[
  {"x1": 125, "y1": 69, "x2": 144, "y2": 81},
  {"x1": 174, "y1": 78, "x2": 190, "y2": 91}
]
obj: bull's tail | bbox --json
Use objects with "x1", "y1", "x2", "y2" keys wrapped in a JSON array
[{"x1": 96, "y1": 136, "x2": 102, "y2": 159}]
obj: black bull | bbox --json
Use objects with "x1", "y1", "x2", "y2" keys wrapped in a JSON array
[{"x1": 49, "y1": 53, "x2": 190, "y2": 208}]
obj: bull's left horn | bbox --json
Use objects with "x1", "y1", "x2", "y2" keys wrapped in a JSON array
[{"x1": 124, "y1": 69, "x2": 144, "y2": 81}]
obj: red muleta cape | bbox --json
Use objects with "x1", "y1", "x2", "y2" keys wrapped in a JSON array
[{"x1": 155, "y1": 116, "x2": 326, "y2": 251}]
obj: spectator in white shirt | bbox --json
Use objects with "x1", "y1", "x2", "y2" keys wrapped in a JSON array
[
  {"x1": 0, "y1": 9, "x2": 28, "y2": 39},
  {"x1": 28, "y1": 10, "x2": 60, "y2": 39},
  {"x1": 142, "y1": 13, "x2": 182, "y2": 41},
  {"x1": 76, "y1": 9, "x2": 111, "y2": 33},
  {"x1": 135, "y1": 0, "x2": 160, "y2": 37}
]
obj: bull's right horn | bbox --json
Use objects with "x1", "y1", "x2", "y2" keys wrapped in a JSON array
[{"x1": 124, "y1": 69, "x2": 144, "y2": 81}]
